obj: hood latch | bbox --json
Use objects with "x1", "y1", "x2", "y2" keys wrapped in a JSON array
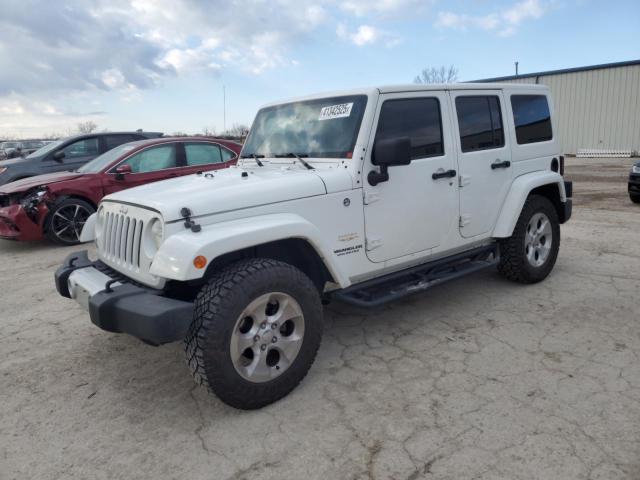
[{"x1": 180, "y1": 207, "x2": 201, "y2": 233}]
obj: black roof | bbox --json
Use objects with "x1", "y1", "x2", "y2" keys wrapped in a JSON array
[{"x1": 473, "y1": 59, "x2": 640, "y2": 83}]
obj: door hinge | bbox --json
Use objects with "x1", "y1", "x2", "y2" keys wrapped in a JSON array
[
  {"x1": 363, "y1": 190, "x2": 380, "y2": 205},
  {"x1": 458, "y1": 175, "x2": 471, "y2": 187},
  {"x1": 459, "y1": 215, "x2": 472, "y2": 228},
  {"x1": 366, "y1": 237, "x2": 383, "y2": 251}
]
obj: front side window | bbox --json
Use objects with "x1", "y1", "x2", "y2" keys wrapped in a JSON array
[
  {"x1": 120, "y1": 145, "x2": 177, "y2": 173},
  {"x1": 456, "y1": 96, "x2": 504, "y2": 152},
  {"x1": 242, "y1": 95, "x2": 367, "y2": 158},
  {"x1": 511, "y1": 95, "x2": 553, "y2": 144},
  {"x1": 185, "y1": 143, "x2": 223, "y2": 166},
  {"x1": 375, "y1": 97, "x2": 444, "y2": 160},
  {"x1": 62, "y1": 138, "x2": 99, "y2": 158}
]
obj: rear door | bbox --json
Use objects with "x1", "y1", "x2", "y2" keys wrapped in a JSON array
[
  {"x1": 451, "y1": 91, "x2": 512, "y2": 238},
  {"x1": 102, "y1": 143, "x2": 181, "y2": 195}
]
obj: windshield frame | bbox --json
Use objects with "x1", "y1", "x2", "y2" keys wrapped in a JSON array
[{"x1": 241, "y1": 94, "x2": 368, "y2": 160}]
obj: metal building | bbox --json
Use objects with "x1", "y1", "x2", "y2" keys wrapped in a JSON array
[{"x1": 476, "y1": 60, "x2": 640, "y2": 156}]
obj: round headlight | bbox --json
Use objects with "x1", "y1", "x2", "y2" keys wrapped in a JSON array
[{"x1": 150, "y1": 218, "x2": 164, "y2": 249}]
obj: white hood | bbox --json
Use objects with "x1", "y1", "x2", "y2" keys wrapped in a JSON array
[{"x1": 103, "y1": 165, "x2": 352, "y2": 222}]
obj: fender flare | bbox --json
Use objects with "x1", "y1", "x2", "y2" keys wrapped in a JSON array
[
  {"x1": 492, "y1": 171, "x2": 566, "y2": 238},
  {"x1": 149, "y1": 213, "x2": 350, "y2": 287}
]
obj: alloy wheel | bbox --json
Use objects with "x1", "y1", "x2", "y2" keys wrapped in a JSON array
[
  {"x1": 230, "y1": 292, "x2": 305, "y2": 383},
  {"x1": 51, "y1": 204, "x2": 92, "y2": 243},
  {"x1": 525, "y1": 212, "x2": 553, "y2": 267}
]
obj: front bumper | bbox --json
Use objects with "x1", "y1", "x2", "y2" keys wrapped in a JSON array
[
  {"x1": 629, "y1": 173, "x2": 640, "y2": 195},
  {"x1": 55, "y1": 251, "x2": 193, "y2": 345},
  {"x1": 0, "y1": 204, "x2": 46, "y2": 241}
]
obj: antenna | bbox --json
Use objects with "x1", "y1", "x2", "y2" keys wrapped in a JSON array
[
  {"x1": 223, "y1": 85, "x2": 226, "y2": 133},
  {"x1": 515, "y1": 61, "x2": 519, "y2": 75}
]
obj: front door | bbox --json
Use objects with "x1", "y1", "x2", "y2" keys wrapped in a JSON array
[
  {"x1": 451, "y1": 91, "x2": 512, "y2": 238},
  {"x1": 363, "y1": 91, "x2": 458, "y2": 263},
  {"x1": 43, "y1": 136, "x2": 100, "y2": 173},
  {"x1": 102, "y1": 143, "x2": 181, "y2": 195}
]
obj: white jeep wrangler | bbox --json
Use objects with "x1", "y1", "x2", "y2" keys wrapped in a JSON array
[{"x1": 55, "y1": 83, "x2": 572, "y2": 409}]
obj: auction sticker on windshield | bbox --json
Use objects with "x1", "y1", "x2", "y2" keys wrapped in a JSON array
[{"x1": 319, "y1": 103, "x2": 353, "y2": 121}]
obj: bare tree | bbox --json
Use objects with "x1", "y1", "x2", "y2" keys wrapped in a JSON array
[
  {"x1": 413, "y1": 65, "x2": 459, "y2": 84},
  {"x1": 77, "y1": 120, "x2": 98, "y2": 134},
  {"x1": 222, "y1": 123, "x2": 249, "y2": 139},
  {"x1": 201, "y1": 126, "x2": 217, "y2": 136}
]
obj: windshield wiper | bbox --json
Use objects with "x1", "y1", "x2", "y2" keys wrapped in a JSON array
[
  {"x1": 275, "y1": 152, "x2": 314, "y2": 170},
  {"x1": 240, "y1": 153, "x2": 265, "y2": 167}
]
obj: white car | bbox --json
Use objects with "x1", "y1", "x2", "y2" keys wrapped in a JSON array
[{"x1": 56, "y1": 83, "x2": 572, "y2": 409}]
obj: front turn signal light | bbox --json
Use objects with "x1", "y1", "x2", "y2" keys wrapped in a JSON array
[{"x1": 193, "y1": 256, "x2": 207, "y2": 269}]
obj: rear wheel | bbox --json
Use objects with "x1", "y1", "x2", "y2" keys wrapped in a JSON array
[
  {"x1": 630, "y1": 193, "x2": 640, "y2": 204},
  {"x1": 185, "y1": 258, "x2": 323, "y2": 409},
  {"x1": 498, "y1": 195, "x2": 560, "y2": 284},
  {"x1": 45, "y1": 198, "x2": 95, "y2": 245}
]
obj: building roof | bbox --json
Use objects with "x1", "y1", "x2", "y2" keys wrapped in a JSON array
[{"x1": 473, "y1": 59, "x2": 640, "y2": 83}]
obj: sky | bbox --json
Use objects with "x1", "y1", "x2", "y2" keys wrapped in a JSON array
[{"x1": 0, "y1": 0, "x2": 638, "y2": 139}]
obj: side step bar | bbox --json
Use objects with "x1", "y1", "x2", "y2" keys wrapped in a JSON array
[{"x1": 332, "y1": 244, "x2": 499, "y2": 308}]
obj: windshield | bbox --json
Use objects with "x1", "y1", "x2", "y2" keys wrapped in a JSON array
[
  {"x1": 22, "y1": 141, "x2": 43, "y2": 149},
  {"x1": 77, "y1": 143, "x2": 138, "y2": 173},
  {"x1": 242, "y1": 95, "x2": 367, "y2": 159},
  {"x1": 26, "y1": 140, "x2": 62, "y2": 158}
]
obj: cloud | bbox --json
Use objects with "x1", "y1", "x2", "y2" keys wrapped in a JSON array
[
  {"x1": 0, "y1": 93, "x2": 106, "y2": 137},
  {"x1": 337, "y1": 24, "x2": 400, "y2": 47},
  {"x1": 339, "y1": 0, "x2": 432, "y2": 17},
  {"x1": 436, "y1": 0, "x2": 548, "y2": 37}
]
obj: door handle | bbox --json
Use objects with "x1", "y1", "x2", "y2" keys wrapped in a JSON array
[
  {"x1": 491, "y1": 160, "x2": 511, "y2": 170},
  {"x1": 432, "y1": 169, "x2": 457, "y2": 180}
]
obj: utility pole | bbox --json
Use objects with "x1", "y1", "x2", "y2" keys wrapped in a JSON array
[
  {"x1": 223, "y1": 85, "x2": 226, "y2": 134},
  {"x1": 515, "y1": 61, "x2": 519, "y2": 76}
]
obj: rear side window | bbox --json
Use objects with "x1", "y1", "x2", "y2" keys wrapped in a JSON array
[
  {"x1": 185, "y1": 143, "x2": 223, "y2": 166},
  {"x1": 62, "y1": 137, "x2": 99, "y2": 158},
  {"x1": 104, "y1": 134, "x2": 141, "y2": 150},
  {"x1": 455, "y1": 96, "x2": 504, "y2": 152},
  {"x1": 511, "y1": 95, "x2": 553, "y2": 144},
  {"x1": 375, "y1": 98, "x2": 444, "y2": 160},
  {"x1": 220, "y1": 146, "x2": 236, "y2": 162}
]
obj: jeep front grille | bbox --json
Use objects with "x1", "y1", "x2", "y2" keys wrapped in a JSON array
[
  {"x1": 102, "y1": 212, "x2": 144, "y2": 269},
  {"x1": 96, "y1": 201, "x2": 165, "y2": 289}
]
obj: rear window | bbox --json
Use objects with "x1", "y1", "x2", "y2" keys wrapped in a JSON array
[{"x1": 510, "y1": 95, "x2": 553, "y2": 144}]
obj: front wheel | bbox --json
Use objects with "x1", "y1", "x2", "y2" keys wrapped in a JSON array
[
  {"x1": 498, "y1": 195, "x2": 560, "y2": 284},
  {"x1": 45, "y1": 198, "x2": 95, "y2": 245},
  {"x1": 630, "y1": 193, "x2": 640, "y2": 204},
  {"x1": 185, "y1": 258, "x2": 323, "y2": 409}
]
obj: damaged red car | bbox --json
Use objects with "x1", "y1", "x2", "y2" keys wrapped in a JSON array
[{"x1": 0, "y1": 137, "x2": 241, "y2": 245}]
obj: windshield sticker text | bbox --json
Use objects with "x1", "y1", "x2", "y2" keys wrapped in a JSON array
[{"x1": 319, "y1": 103, "x2": 353, "y2": 121}]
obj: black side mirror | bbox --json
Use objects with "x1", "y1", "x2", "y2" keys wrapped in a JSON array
[
  {"x1": 368, "y1": 137, "x2": 411, "y2": 186},
  {"x1": 53, "y1": 150, "x2": 65, "y2": 162}
]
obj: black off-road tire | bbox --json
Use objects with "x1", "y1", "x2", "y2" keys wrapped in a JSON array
[
  {"x1": 498, "y1": 195, "x2": 560, "y2": 284},
  {"x1": 185, "y1": 258, "x2": 323, "y2": 410},
  {"x1": 45, "y1": 198, "x2": 96, "y2": 246},
  {"x1": 630, "y1": 193, "x2": 640, "y2": 204}
]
